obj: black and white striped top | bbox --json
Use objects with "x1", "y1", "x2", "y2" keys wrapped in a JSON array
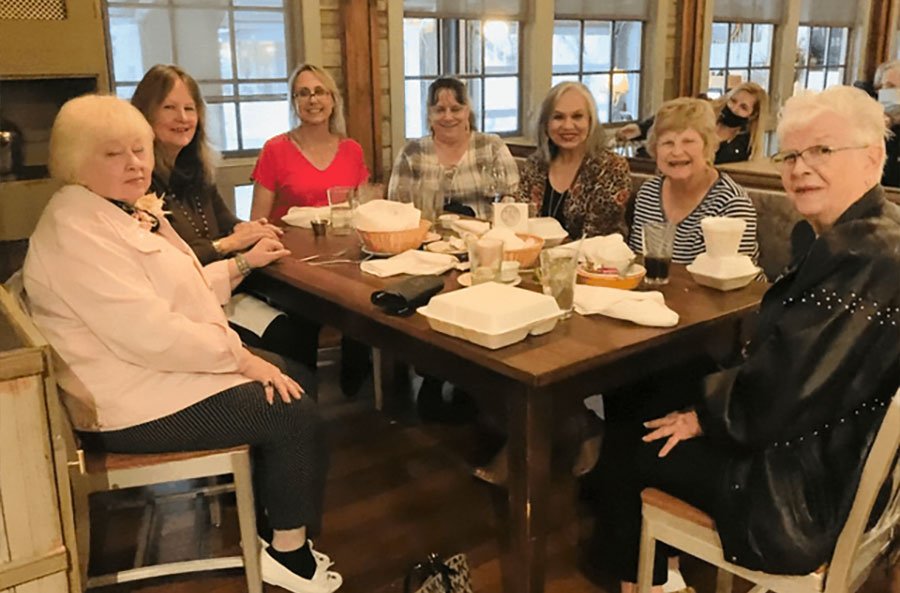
[{"x1": 628, "y1": 172, "x2": 759, "y2": 264}]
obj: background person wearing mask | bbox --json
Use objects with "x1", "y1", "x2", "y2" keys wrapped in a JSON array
[{"x1": 874, "y1": 60, "x2": 900, "y2": 186}]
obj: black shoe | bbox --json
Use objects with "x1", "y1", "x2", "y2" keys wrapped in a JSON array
[
  {"x1": 416, "y1": 379, "x2": 477, "y2": 425},
  {"x1": 339, "y1": 339, "x2": 371, "y2": 397}
]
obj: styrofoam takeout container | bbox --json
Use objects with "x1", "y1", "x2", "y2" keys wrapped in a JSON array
[
  {"x1": 690, "y1": 253, "x2": 758, "y2": 279},
  {"x1": 528, "y1": 217, "x2": 569, "y2": 247},
  {"x1": 418, "y1": 282, "x2": 562, "y2": 349}
]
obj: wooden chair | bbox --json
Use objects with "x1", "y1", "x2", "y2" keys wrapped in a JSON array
[
  {"x1": 4, "y1": 273, "x2": 263, "y2": 592},
  {"x1": 636, "y1": 391, "x2": 900, "y2": 593}
]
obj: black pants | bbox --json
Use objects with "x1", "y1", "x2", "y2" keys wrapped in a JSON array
[
  {"x1": 231, "y1": 314, "x2": 321, "y2": 371},
  {"x1": 78, "y1": 352, "x2": 328, "y2": 535},
  {"x1": 593, "y1": 419, "x2": 730, "y2": 585}
]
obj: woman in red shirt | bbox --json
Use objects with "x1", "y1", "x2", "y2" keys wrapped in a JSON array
[{"x1": 251, "y1": 64, "x2": 369, "y2": 223}]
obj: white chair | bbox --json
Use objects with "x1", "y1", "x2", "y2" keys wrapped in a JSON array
[
  {"x1": 637, "y1": 391, "x2": 900, "y2": 593},
  {"x1": 4, "y1": 272, "x2": 263, "y2": 592}
]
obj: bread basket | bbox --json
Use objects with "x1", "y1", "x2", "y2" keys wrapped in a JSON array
[
  {"x1": 502, "y1": 233, "x2": 545, "y2": 268},
  {"x1": 356, "y1": 219, "x2": 432, "y2": 255}
]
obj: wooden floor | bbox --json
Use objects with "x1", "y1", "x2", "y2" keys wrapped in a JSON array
[{"x1": 88, "y1": 349, "x2": 896, "y2": 593}]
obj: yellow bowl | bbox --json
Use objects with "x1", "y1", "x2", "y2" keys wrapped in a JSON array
[
  {"x1": 356, "y1": 220, "x2": 432, "y2": 255},
  {"x1": 576, "y1": 264, "x2": 646, "y2": 290},
  {"x1": 503, "y1": 233, "x2": 545, "y2": 268}
]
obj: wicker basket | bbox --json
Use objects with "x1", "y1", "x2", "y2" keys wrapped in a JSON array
[
  {"x1": 357, "y1": 219, "x2": 432, "y2": 255},
  {"x1": 503, "y1": 233, "x2": 545, "y2": 268}
]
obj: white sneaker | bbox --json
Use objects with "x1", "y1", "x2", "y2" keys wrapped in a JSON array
[
  {"x1": 258, "y1": 537, "x2": 334, "y2": 569},
  {"x1": 260, "y1": 547, "x2": 342, "y2": 593}
]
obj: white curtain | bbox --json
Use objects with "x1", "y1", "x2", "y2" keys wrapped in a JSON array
[
  {"x1": 404, "y1": 0, "x2": 527, "y2": 19},
  {"x1": 800, "y1": 0, "x2": 857, "y2": 26},
  {"x1": 554, "y1": 0, "x2": 649, "y2": 20},
  {"x1": 714, "y1": 0, "x2": 785, "y2": 23}
]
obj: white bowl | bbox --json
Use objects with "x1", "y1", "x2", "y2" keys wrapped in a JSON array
[
  {"x1": 687, "y1": 264, "x2": 759, "y2": 291},
  {"x1": 691, "y1": 253, "x2": 757, "y2": 279},
  {"x1": 527, "y1": 217, "x2": 569, "y2": 247}
]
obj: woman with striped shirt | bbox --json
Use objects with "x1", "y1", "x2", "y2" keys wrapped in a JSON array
[{"x1": 628, "y1": 98, "x2": 758, "y2": 264}]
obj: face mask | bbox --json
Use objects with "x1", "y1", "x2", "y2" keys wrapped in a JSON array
[
  {"x1": 719, "y1": 104, "x2": 750, "y2": 128},
  {"x1": 878, "y1": 87, "x2": 900, "y2": 107}
]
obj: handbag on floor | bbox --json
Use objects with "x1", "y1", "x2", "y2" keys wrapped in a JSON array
[{"x1": 404, "y1": 552, "x2": 474, "y2": 593}]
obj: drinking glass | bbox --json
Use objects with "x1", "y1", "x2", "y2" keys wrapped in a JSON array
[
  {"x1": 642, "y1": 221, "x2": 676, "y2": 285},
  {"x1": 327, "y1": 186, "x2": 355, "y2": 235},
  {"x1": 539, "y1": 248, "x2": 578, "y2": 318},
  {"x1": 467, "y1": 237, "x2": 504, "y2": 285}
]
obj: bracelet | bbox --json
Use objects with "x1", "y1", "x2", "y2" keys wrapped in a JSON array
[
  {"x1": 212, "y1": 239, "x2": 224, "y2": 254},
  {"x1": 234, "y1": 253, "x2": 252, "y2": 276}
]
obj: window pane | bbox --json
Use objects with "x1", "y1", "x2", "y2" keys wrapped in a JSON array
[
  {"x1": 484, "y1": 20, "x2": 517, "y2": 75},
  {"x1": 404, "y1": 18, "x2": 439, "y2": 77},
  {"x1": 235, "y1": 0, "x2": 284, "y2": 6},
  {"x1": 750, "y1": 24, "x2": 772, "y2": 67},
  {"x1": 108, "y1": 7, "x2": 174, "y2": 83},
  {"x1": 553, "y1": 20, "x2": 581, "y2": 74},
  {"x1": 234, "y1": 184, "x2": 254, "y2": 221},
  {"x1": 728, "y1": 24, "x2": 751, "y2": 68},
  {"x1": 583, "y1": 73, "x2": 610, "y2": 123},
  {"x1": 709, "y1": 22, "x2": 729, "y2": 69},
  {"x1": 827, "y1": 28, "x2": 848, "y2": 66},
  {"x1": 729, "y1": 69, "x2": 749, "y2": 89},
  {"x1": 808, "y1": 27, "x2": 827, "y2": 68},
  {"x1": 551, "y1": 74, "x2": 578, "y2": 87},
  {"x1": 239, "y1": 100, "x2": 288, "y2": 149},
  {"x1": 206, "y1": 102, "x2": 239, "y2": 151},
  {"x1": 238, "y1": 82, "x2": 288, "y2": 96},
  {"x1": 806, "y1": 69, "x2": 825, "y2": 90},
  {"x1": 825, "y1": 67, "x2": 844, "y2": 88},
  {"x1": 483, "y1": 76, "x2": 517, "y2": 133},
  {"x1": 468, "y1": 77, "x2": 484, "y2": 131},
  {"x1": 234, "y1": 10, "x2": 288, "y2": 79},
  {"x1": 464, "y1": 20, "x2": 483, "y2": 74},
  {"x1": 174, "y1": 9, "x2": 231, "y2": 80},
  {"x1": 202, "y1": 83, "x2": 235, "y2": 101},
  {"x1": 613, "y1": 21, "x2": 642, "y2": 71},
  {"x1": 583, "y1": 21, "x2": 612, "y2": 72},
  {"x1": 749, "y1": 68, "x2": 770, "y2": 91},
  {"x1": 114, "y1": 85, "x2": 136, "y2": 100},
  {"x1": 708, "y1": 69, "x2": 727, "y2": 98},
  {"x1": 613, "y1": 72, "x2": 639, "y2": 122},
  {"x1": 796, "y1": 26, "x2": 810, "y2": 67},
  {"x1": 404, "y1": 79, "x2": 429, "y2": 139},
  {"x1": 794, "y1": 68, "x2": 808, "y2": 92}
]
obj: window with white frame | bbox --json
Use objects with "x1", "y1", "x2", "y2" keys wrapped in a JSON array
[
  {"x1": 402, "y1": 0, "x2": 525, "y2": 139},
  {"x1": 104, "y1": 0, "x2": 295, "y2": 155},
  {"x1": 707, "y1": 0, "x2": 782, "y2": 98},
  {"x1": 551, "y1": 1, "x2": 648, "y2": 123},
  {"x1": 794, "y1": 1, "x2": 855, "y2": 92}
]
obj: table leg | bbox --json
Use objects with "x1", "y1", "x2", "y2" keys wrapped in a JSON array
[{"x1": 504, "y1": 389, "x2": 552, "y2": 593}]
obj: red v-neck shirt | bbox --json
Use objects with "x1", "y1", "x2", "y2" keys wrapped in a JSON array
[{"x1": 251, "y1": 134, "x2": 370, "y2": 223}]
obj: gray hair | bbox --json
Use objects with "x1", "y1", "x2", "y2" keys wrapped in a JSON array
[
  {"x1": 534, "y1": 81, "x2": 606, "y2": 164},
  {"x1": 777, "y1": 86, "x2": 888, "y2": 168},
  {"x1": 874, "y1": 60, "x2": 900, "y2": 89},
  {"x1": 288, "y1": 63, "x2": 347, "y2": 136},
  {"x1": 49, "y1": 94, "x2": 154, "y2": 185}
]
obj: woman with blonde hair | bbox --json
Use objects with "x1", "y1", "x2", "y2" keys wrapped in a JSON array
[
  {"x1": 251, "y1": 63, "x2": 369, "y2": 223},
  {"x1": 25, "y1": 94, "x2": 341, "y2": 593},
  {"x1": 627, "y1": 97, "x2": 758, "y2": 264},
  {"x1": 517, "y1": 81, "x2": 631, "y2": 238},
  {"x1": 617, "y1": 81, "x2": 769, "y2": 164}
]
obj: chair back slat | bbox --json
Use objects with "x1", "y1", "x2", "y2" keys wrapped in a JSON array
[{"x1": 824, "y1": 390, "x2": 900, "y2": 592}]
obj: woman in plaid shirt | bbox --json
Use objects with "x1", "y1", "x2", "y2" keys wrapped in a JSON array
[{"x1": 388, "y1": 77, "x2": 519, "y2": 220}]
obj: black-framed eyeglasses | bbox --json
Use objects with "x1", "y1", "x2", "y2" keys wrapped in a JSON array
[
  {"x1": 771, "y1": 144, "x2": 869, "y2": 171},
  {"x1": 292, "y1": 86, "x2": 330, "y2": 101}
]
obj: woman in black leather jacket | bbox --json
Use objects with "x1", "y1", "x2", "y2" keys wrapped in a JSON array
[{"x1": 595, "y1": 85, "x2": 900, "y2": 593}]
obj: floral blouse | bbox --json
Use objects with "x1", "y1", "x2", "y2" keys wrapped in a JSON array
[{"x1": 516, "y1": 149, "x2": 632, "y2": 239}]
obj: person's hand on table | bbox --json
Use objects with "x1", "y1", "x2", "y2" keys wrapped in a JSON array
[
  {"x1": 221, "y1": 220, "x2": 283, "y2": 252},
  {"x1": 243, "y1": 237, "x2": 291, "y2": 269},
  {"x1": 239, "y1": 351, "x2": 304, "y2": 404},
  {"x1": 642, "y1": 410, "x2": 703, "y2": 457}
]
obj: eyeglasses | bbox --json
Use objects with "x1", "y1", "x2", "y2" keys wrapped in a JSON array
[
  {"x1": 292, "y1": 86, "x2": 330, "y2": 101},
  {"x1": 770, "y1": 144, "x2": 869, "y2": 171}
]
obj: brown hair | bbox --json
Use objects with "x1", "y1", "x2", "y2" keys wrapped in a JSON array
[
  {"x1": 131, "y1": 64, "x2": 215, "y2": 184},
  {"x1": 426, "y1": 77, "x2": 477, "y2": 132}
]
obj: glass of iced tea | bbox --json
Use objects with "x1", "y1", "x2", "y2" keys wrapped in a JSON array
[{"x1": 642, "y1": 221, "x2": 676, "y2": 285}]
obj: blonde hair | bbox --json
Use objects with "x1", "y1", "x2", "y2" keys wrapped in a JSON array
[
  {"x1": 712, "y1": 81, "x2": 768, "y2": 160},
  {"x1": 874, "y1": 60, "x2": 900, "y2": 89},
  {"x1": 50, "y1": 94, "x2": 154, "y2": 185},
  {"x1": 131, "y1": 64, "x2": 216, "y2": 184},
  {"x1": 288, "y1": 63, "x2": 347, "y2": 136},
  {"x1": 535, "y1": 81, "x2": 606, "y2": 163},
  {"x1": 647, "y1": 97, "x2": 719, "y2": 163},
  {"x1": 777, "y1": 85, "x2": 888, "y2": 168}
]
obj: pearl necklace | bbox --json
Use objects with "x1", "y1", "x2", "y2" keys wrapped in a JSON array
[{"x1": 170, "y1": 192, "x2": 211, "y2": 239}]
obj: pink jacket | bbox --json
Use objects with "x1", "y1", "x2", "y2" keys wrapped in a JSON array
[{"x1": 24, "y1": 185, "x2": 252, "y2": 431}]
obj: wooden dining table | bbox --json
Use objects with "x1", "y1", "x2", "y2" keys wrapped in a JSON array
[{"x1": 246, "y1": 225, "x2": 768, "y2": 593}]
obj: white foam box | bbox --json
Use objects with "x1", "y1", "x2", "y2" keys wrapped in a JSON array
[
  {"x1": 418, "y1": 282, "x2": 562, "y2": 349},
  {"x1": 527, "y1": 217, "x2": 569, "y2": 247}
]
